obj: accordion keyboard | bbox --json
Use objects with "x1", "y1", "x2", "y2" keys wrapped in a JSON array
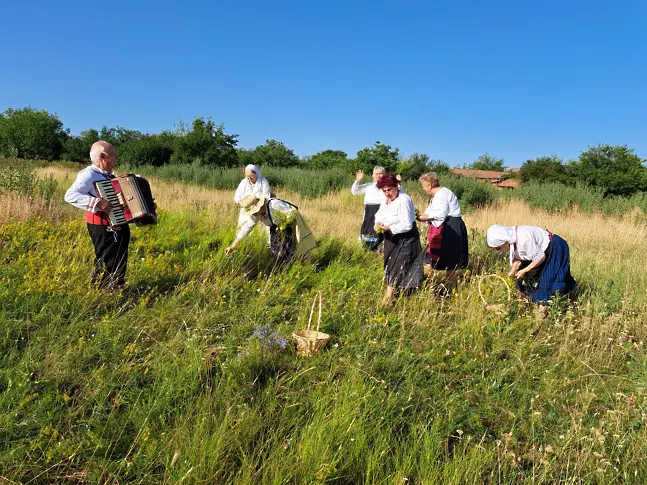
[{"x1": 94, "y1": 180, "x2": 128, "y2": 226}]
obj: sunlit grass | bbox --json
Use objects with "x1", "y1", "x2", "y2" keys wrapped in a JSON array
[{"x1": 1, "y1": 164, "x2": 646, "y2": 483}]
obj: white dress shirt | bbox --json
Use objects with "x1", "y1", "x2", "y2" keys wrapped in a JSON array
[
  {"x1": 351, "y1": 182, "x2": 386, "y2": 205},
  {"x1": 374, "y1": 193, "x2": 416, "y2": 235},
  {"x1": 423, "y1": 187, "x2": 462, "y2": 228},
  {"x1": 234, "y1": 176, "x2": 271, "y2": 204},
  {"x1": 64, "y1": 165, "x2": 114, "y2": 213},
  {"x1": 513, "y1": 226, "x2": 551, "y2": 262}
]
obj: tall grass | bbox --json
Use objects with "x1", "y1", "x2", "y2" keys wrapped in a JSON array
[
  {"x1": 404, "y1": 172, "x2": 497, "y2": 212},
  {"x1": 0, "y1": 157, "x2": 62, "y2": 223},
  {"x1": 123, "y1": 162, "x2": 351, "y2": 199},
  {"x1": 32, "y1": 158, "x2": 647, "y2": 218},
  {"x1": 499, "y1": 181, "x2": 647, "y2": 219},
  {"x1": 2, "y1": 177, "x2": 647, "y2": 483}
]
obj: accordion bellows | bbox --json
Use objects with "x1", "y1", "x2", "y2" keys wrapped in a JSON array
[{"x1": 94, "y1": 174, "x2": 157, "y2": 228}]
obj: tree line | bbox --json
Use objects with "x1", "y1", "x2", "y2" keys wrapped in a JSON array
[{"x1": 1, "y1": 106, "x2": 646, "y2": 197}]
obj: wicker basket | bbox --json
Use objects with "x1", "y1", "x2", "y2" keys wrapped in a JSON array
[
  {"x1": 292, "y1": 291, "x2": 330, "y2": 357},
  {"x1": 478, "y1": 274, "x2": 512, "y2": 312}
]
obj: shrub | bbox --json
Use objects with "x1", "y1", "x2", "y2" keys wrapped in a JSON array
[
  {"x1": 404, "y1": 172, "x2": 497, "y2": 211},
  {"x1": 119, "y1": 134, "x2": 175, "y2": 167},
  {"x1": 171, "y1": 118, "x2": 238, "y2": 167},
  {"x1": 0, "y1": 107, "x2": 68, "y2": 161},
  {"x1": 569, "y1": 144, "x2": 647, "y2": 197},
  {"x1": 502, "y1": 181, "x2": 605, "y2": 212}
]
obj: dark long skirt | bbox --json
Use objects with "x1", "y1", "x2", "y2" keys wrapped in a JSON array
[
  {"x1": 383, "y1": 225, "x2": 424, "y2": 290},
  {"x1": 360, "y1": 204, "x2": 383, "y2": 251},
  {"x1": 516, "y1": 234, "x2": 577, "y2": 304},
  {"x1": 425, "y1": 216, "x2": 469, "y2": 270},
  {"x1": 270, "y1": 224, "x2": 296, "y2": 266}
]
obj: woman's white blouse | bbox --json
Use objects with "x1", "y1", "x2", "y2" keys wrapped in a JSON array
[
  {"x1": 513, "y1": 226, "x2": 551, "y2": 262},
  {"x1": 234, "y1": 176, "x2": 271, "y2": 204},
  {"x1": 351, "y1": 182, "x2": 386, "y2": 205},
  {"x1": 374, "y1": 193, "x2": 416, "y2": 235},
  {"x1": 423, "y1": 187, "x2": 462, "y2": 228}
]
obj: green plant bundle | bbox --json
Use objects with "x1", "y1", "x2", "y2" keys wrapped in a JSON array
[{"x1": 271, "y1": 209, "x2": 296, "y2": 231}]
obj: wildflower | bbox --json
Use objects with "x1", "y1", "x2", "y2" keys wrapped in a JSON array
[{"x1": 253, "y1": 325, "x2": 287, "y2": 351}]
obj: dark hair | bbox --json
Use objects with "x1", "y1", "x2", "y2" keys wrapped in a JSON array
[{"x1": 376, "y1": 172, "x2": 398, "y2": 189}]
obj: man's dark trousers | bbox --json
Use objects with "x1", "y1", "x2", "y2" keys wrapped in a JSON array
[{"x1": 87, "y1": 223, "x2": 131, "y2": 289}]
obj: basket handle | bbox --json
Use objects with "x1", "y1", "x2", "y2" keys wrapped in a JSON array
[
  {"x1": 478, "y1": 274, "x2": 512, "y2": 307},
  {"x1": 306, "y1": 291, "x2": 323, "y2": 332}
]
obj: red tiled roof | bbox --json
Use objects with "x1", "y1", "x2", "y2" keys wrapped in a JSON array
[{"x1": 496, "y1": 179, "x2": 520, "y2": 188}]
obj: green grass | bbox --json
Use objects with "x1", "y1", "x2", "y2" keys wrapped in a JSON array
[
  {"x1": 123, "y1": 163, "x2": 352, "y2": 199},
  {"x1": 2, "y1": 157, "x2": 647, "y2": 483},
  {"x1": 2, "y1": 199, "x2": 647, "y2": 484}
]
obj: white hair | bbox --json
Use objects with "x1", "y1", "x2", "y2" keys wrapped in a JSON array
[
  {"x1": 90, "y1": 141, "x2": 114, "y2": 165},
  {"x1": 373, "y1": 166, "x2": 385, "y2": 174}
]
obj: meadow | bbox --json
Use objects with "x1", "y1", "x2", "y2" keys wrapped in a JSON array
[{"x1": 1, "y1": 161, "x2": 647, "y2": 484}]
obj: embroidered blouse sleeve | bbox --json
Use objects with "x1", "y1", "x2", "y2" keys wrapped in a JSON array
[
  {"x1": 389, "y1": 196, "x2": 415, "y2": 234},
  {"x1": 64, "y1": 169, "x2": 100, "y2": 213},
  {"x1": 373, "y1": 203, "x2": 387, "y2": 225},
  {"x1": 351, "y1": 182, "x2": 372, "y2": 195},
  {"x1": 424, "y1": 189, "x2": 450, "y2": 227},
  {"x1": 517, "y1": 229, "x2": 545, "y2": 262}
]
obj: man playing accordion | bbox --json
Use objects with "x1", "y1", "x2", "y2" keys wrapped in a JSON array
[{"x1": 64, "y1": 141, "x2": 130, "y2": 290}]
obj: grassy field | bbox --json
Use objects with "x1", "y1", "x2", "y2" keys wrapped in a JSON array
[{"x1": 1, "y1": 165, "x2": 647, "y2": 484}]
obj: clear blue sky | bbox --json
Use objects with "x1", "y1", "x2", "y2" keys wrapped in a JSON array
[{"x1": 1, "y1": 0, "x2": 646, "y2": 167}]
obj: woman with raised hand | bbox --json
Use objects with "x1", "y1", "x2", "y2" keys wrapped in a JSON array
[
  {"x1": 373, "y1": 173, "x2": 424, "y2": 304},
  {"x1": 486, "y1": 224, "x2": 577, "y2": 306},
  {"x1": 351, "y1": 166, "x2": 386, "y2": 250},
  {"x1": 417, "y1": 172, "x2": 469, "y2": 283}
]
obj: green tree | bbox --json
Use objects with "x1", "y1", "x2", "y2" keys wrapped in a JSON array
[
  {"x1": 302, "y1": 149, "x2": 349, "y2": 169},
  {"x1": 0, "y1": 107, "x2": 69, "y2": 160},
  {"x1": 427, "y1": 159, "x2": 451, "y2": 175},
  {"x1": 569, "y1": 144, "x2": 647, "y2": 197},
  {"x1": 397, "y1": 152, "x2": 430, "y2": 180},
  {"x1": 519, "y1": 155, "x2": 568, "y2": 184},
  {"x1": 97, "y1": 126, "x2": 144, "y2": 147},
  {"x1": 466, "y1": 153, "x2": 506, "y2": 172},
  {"x1": 64, "y1": 129, "x2": 100, "y2": 163},
  {"x1": 119, "y1": 133, "x2": 176, "y2": 167},
  {"x1": 237, "y1": 148, "x2": 255, "y2": 167},
  {"x1": 354, "y1": 141, "x2": 399, "y2": 173},
  {"x1": 172, "y1": 118, "x2": 238, "y2": 167},
  {"x1": 251, "y1": 139, "x2": 299, "y2": 168}
]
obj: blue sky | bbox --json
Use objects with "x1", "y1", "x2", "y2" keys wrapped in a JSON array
[{"x1": 1, "y1": 0, "x2": 646, "y2": 167}]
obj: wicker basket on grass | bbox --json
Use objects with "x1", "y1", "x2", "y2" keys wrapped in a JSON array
[{"x1": 292, "y1": 291, "x2": 330, "y2": 357}]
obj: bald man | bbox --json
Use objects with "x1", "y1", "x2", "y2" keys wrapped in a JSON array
[{"x1": 64, "y1": 141, "x2": 131, "y2": 290}]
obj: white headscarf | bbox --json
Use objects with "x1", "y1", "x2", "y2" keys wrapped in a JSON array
[
  {"x1": 486, "y1": 224, "x2": 517, "y2": 266},
  {"x1": 245, "y1": 164, "x2": 261, "y2": 179}
]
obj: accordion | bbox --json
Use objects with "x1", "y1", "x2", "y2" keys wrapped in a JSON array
[{"x1": 94, "y1": 174, "x2": 157, "y2": 228}]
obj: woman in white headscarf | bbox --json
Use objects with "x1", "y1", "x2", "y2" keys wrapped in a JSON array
[
  {"x1": 225, "y1": 194, "x2": 315, "y2": 266},
  {"x1": 234, "y1": 164, "x2": 271, "y2": 230},
  {"x1": 486, "y1": 224, "x2": 577, "y2": 304}
]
